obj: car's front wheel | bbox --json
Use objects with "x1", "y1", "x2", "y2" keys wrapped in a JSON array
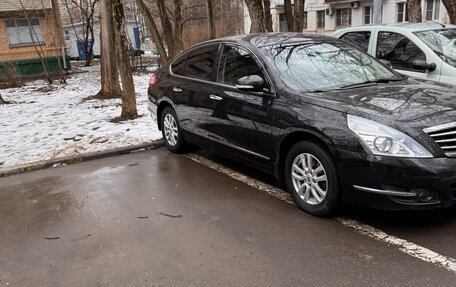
[
  {"x1": 161, "y1": 107, "x2": 187, "y2": 153},
  {"x1": 285, "y1": 141, "x2": 340, "y2": 217}
]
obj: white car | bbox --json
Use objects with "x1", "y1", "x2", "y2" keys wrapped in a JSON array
[{"x1": 332, "y1": 23, "x2": 456, "y2": 85}]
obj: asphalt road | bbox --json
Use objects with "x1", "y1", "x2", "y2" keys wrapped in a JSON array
[{"x1": 1, "y1": 148, "x2": 456, "y2": 286}]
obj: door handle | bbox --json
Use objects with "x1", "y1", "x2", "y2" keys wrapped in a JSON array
[
  {"x1": 209, "y1": 94, "x2": 222, "y2": 101},
  {"x1": 173, "y1": 87, "x2": 182, "y2": 93}
]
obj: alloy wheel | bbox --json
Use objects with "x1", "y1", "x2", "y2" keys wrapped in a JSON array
[
  {"x1": 291, "y1": 153, "x2": 328, "y2": 205},
  {"x1": 163, "y1": 113, "x2": 178, "y2": 146}
]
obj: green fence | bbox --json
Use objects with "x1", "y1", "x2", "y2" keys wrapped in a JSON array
[{"x1": 0, "y1": 56, "x2": 71, "y2": 79}]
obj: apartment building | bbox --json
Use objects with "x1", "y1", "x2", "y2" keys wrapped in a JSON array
[
  {"x1": 0, "y1": 0, "x2": 69, "y2": 78},
  {"x1": 244, "y1": 0, "x2": 450, "y2": 34}
]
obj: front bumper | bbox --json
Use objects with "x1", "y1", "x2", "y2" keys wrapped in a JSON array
[{"x1": 337, "y1": 149, "x2": 456, "y2": 210}]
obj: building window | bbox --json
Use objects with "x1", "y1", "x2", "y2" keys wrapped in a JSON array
[
  {"x1": 396, "y1": 3, "x2": 409, "y2": 23},
  {"x1": 336, "y1": 8, "x2": 352, "y2": 27},
  {"x1": 5, "y1": 18, "x2": 44, "y2": 47},
  {"x1": 426, "y1": 0, "x2": 440, "y2": 21},
  {"x1": 317, "y1": 10, "x2": 325, "y2": 29},
  {"x1": 364, "y1": 6, "x2": 373, "y2": 24},
  {"x1": 279, "y1": 13, "x2": 288, "y2": 32},
  {"x1": 304, "y1": 12, "x2": 308, "y2": 29}
]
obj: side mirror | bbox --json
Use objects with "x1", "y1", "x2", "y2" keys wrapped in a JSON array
[
  {"x1": 379, "y1": 59, "x2": 392, "y2": 68},
  {"x1": 236, "y1": 75, "x2": 265, "y2": 92},
  {"x1": 412, "y1": 60, "x2": 437, "y2": 72}
]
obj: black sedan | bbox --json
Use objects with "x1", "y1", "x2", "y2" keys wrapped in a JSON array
[{"x1": 147, "y1": 33, "x2": 456, "y2": 216}]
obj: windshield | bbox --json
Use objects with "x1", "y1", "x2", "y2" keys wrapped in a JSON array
[
  {"x1": 415, "y1": 29, "x2": 456, "y2": 67},
  {"x1": 259, "y1": 41, "x2": 400, "y2": 92}
]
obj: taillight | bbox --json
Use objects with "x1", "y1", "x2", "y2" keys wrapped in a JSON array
[{"x1": 149, "y1": 72, "x2": 157, "y2": 87}]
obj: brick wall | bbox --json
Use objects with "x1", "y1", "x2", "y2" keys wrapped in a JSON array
[{"x1": 0, "y1": 9, "x2": 64, "y2": 62}]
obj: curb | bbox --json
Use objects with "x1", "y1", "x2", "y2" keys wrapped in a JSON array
[{"x1": 0, "y1": 140, "x2": 164, "y2": 178}]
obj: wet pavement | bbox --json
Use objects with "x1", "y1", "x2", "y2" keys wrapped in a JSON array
[{"x1": 1, "y1": 148, "x2": 456, "y2": 286}]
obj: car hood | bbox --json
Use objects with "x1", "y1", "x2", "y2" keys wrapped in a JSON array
[{"x1": 299, "y1": 78, "x2": 456, "y2": 129}]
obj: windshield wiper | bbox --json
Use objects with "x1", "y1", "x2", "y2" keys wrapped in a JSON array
[{"x1": 337, "y1": 78, "x2": 404, "y2": 90}]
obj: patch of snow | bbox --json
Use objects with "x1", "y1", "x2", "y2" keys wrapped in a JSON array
[{"x1": 0, "y1": 65, "x2": 162, "y2": 169}]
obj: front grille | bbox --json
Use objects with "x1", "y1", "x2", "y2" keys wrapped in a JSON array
[{"x1": 424, "y1": 122, "x2": 456, "y2": 157}]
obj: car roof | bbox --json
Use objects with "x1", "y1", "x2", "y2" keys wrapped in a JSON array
[
  {"x1": 198, "y1": 32, "x2": 338, "y2": 48},
  {"x1": 340, "y1": 22, "x2": 456, "y2": 32}
]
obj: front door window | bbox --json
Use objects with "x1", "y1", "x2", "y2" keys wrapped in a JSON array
[
  {"x1": 377, "y1": 32, "x2": 426, "y2": 72},
  {"x1": 217, "y1": 45, "x2": 265, "y2": 88}
]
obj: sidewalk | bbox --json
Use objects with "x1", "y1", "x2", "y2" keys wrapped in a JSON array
[{"x1": 0, "y1": 65, "x2": 162, "y2": 171}]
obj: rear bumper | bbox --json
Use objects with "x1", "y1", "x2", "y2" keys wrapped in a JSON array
[
  {"x1": 337, "y1": 149, "x2": 456, "y2": 210},
  {"x1": 147, "y1": 94, "x2": 158, "y2": 127}
]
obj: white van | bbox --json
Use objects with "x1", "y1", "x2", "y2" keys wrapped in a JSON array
[{"x1": 332, "y1": 23, "x2": 456, "y2": 85}]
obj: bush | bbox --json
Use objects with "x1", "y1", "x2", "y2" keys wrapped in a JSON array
[{"x1": 0, "y1": 62, "x2": 23, "y2": 89}]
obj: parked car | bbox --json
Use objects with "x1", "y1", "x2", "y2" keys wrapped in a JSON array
[
  {"x1": 129, "y1": 48, "x2": 145, "y2": 56},
  {"x1": 331, "y1": 23, "x2": 456, "y2": 85},
  {"x1": 147, "y1": 33, "x2": 456, "y2": 216}
]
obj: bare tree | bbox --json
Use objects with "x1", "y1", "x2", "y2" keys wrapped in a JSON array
[
  {"x1": 135, "y1": 0, "x2": 169, "y2": 63},
  {"x1": 157, "y1": 0, "x2": 175, "y2": 57},
  {"x1": 284, "y1": 0, "x2": 293, "y2": 31},
  {"x1": 206, "y1": 0, "x2": 216, "y2": 39},
  {"x1": 17, "y1": 0, "x2": 67, "y2": 84},
  {"x1": 63, "y1": 0, "x2": 99, "y2": 66},
  {"x1": 442, "y1": 0, "x2": 456, "y2": 23},
  {"x1": 407, "y1": 0, "x2": 422, "y2": 23},
  {"x1": 293, "y1": 0, "x2": 305, "y2": 32},
  {"x1": 112, "y1": 0, "x2": 138, "y2": 119},
  {"x1": 245, "y1": 0, "x2": 266, "y2": 33},
  {"x1": 263, "y1": 0, "x2": 273, "y2": 32},
  {"x1": 173, "y1": 0, "x2": 184, "y2": 53},
  {"x1": 97, "y1": 0, "x2": 122, "y2": 98}
]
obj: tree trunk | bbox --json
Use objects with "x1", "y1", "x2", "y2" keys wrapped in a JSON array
[
  {"x1": 98, "y1": 0, "x2": 122, "y2": 99},
  {"x1": 245, "y1": 0, "x2": 266, "y2": 33},
  {"x1": 206, "y1": 0, "x2": 216, "y2": 39},
  {"x1": 263, "y1": 0, "x2": 273, "y2": 32},
  {"x1": 50, "y1": 0, "x2": 67, "y2": 82},
  {"x1": 442, "y1": 0, "x2": 456, "y2": 23},
  {"x1": 284, "y1": 0, "x2": 293, "y2": 31},
  {"x1": 112, "y1": 0, "x2": 138, "y2": 120},
  {"x1": 84, "y1": 20, "x2": 92, "y2": 66},
  {"x1": 293, "y1": 0, "x2": 305, "y2": 32},
  {"x1": 173, "y1": 0, "x2": 183, "y2": 54},
  {"x1": 157, "y1": 0, "x2": 175, "y2": 57},
  {"x1": 407, "y1": 0, "x2": 422, "y2": 23},
  {"x1": 135, "y1": 0, "x2": 168, "y2": 63}
]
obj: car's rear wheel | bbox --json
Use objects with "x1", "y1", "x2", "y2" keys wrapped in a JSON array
[
  {"x1": 285, "y1": 141, "x2": 340, "y2": 217},
  {"x1": 161, "y1": 107, "x2": 187, "y2": 153}
]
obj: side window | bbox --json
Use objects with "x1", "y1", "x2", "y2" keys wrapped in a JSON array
[
  {"x1": 183, "y1": 45, "x2": 219, "y2": 81},
  {"x1": 340, "y1": 32, "x2": 371, "y2": 52},
  {"x1": 376, "y1": 32, "x2": 426, "y2": 72},
  {"x1": 217, "y1": 45, "x2": 265, "y2": 86},
  {"x1": 171, "y1": 54, "x2": 187, "y2": 75}
]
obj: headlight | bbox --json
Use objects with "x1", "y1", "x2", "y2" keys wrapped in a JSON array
[{"x1": 347, "y1": 115, "x2": 433, "y2": 158}]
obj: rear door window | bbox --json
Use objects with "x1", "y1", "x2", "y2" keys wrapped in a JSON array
[
  {"x1": 183, "y1": 45, "x2": 219, "y2": 81},
  {"x1": 340, "y1": 32, "x2": 371, "y2": 52},
  {"x1": 171, "y1": 54, "x2": 187, "y2": 75},
  {"x1": 376, "y1": 31, "x2": 427, "y2": 72}
]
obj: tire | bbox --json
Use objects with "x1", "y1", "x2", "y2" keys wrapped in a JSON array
[
  {"x1": 161, "y1": 107, "x2": 187, "y2": 153},
  {"x1": 284, "y1": 141, "x2": 340, "y2": 217}
]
